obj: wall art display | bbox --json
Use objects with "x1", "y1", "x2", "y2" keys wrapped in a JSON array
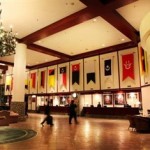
[
  {"x1": 100, "y1": 52, "x2": 119, "y2": 90},
  {"x1": 58, "y1": 62, "x2": 69, "y2": 92},
  {"x1": 47, "y1": 65, "x2": 57, "y2": 93},
  {"x1": 114, "y1": 93, "x2": 125, "y2": 105},
  {"x1": 84, "y1": 56, "x2": 100, "y2": 91},
  {"x1": 70, "y1": 59, "x2": 83, "y2": 92},
  {"x1": 38, "y1": 68, "x2": 47, "y2": 93},
  {"x1": 25, "y1": 71, "x2": 29, "y2": 94},
  {"x1": 5, "y1": 75, "x2": 13, "y2": 95},
  {"x1": 138, "y1": 43, "x2": 150, "y2": 86},
  {"x1": 126, "y1": 92, "x2": 140, "y2": 108},
  {"x1": 119, "y1": 48, "x2": 140, "y2": 88},
  {"x1": 29, "y1": 70, "x2": 38, "y2": 94},
  {"x1": 122, "y1": 53, "x2": 134, "y2": 81},
  {"x1": 103, "y1": 94, "x2": 113, "y2": 105}
]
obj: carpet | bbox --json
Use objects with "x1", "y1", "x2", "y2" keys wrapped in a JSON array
[{"x1": 0, "y1": 127, "x2": 37, "y2": 144}]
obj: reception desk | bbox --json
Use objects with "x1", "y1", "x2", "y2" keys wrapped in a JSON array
[
  {"x1": 81, "y1": 107, "x2": 140, "y2": 118},
  {"x1": 38, "y1": 106, "x2": 69, "y2": 114}
]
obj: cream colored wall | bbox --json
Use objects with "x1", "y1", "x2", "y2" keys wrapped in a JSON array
[{"x1": 141, "y1": 86, "x2": 150, "y2": 115}]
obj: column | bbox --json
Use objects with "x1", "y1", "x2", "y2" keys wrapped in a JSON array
[
  {"x1": 140, "y1": 11, "x2": 150, "y2": 115},
  {"x1": 11, "y1": 43, "x2": 27, "y2": 117}
]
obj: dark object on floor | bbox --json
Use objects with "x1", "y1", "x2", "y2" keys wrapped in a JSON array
[
  {"x1": 134, "y1": 116, "x2": 150, "y2": 133},
  {"x1": 46, "y1": 115, "x2": 53, "y2": 125},
  {"x1": 127, "y1": 115, "x2": 136, "y2": 131}
]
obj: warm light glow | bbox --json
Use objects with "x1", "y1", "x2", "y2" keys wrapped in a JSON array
[
  {"x1": 32, "y1": 95, "x2": 36, "y2": 98},
  {"x1": 72, "y1": 92, "x2": 77, "y2": 98},
  {"x1": 130, "y1": 92, "x2": 136, "y2": 98}
]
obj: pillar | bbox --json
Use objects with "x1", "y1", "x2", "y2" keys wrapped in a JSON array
[
  {"x1": 11, "y1": 43, "x2": 27, "y2": 118},
  {"x1": 140, "y1": 11, "x2": 150, "y2": 115}
]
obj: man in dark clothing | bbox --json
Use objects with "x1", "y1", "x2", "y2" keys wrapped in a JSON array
[
  {"x1": 41, "y1": 101, "x2": 53, "y2": 126},
  {"x1": 69, "y1": 100, "x2": 78, "y2": 124}
]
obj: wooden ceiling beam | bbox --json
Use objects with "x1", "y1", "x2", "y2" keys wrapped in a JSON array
[
  {"x1": 21, "y1": 7, "x2": 98, "y2": 45},
  {"x1": 29, "y1": 41, "x2": 137, "y2": 69},
  {"x1": 71, "y1": 41, "x2": 137, "y2": 60},
  {"x1": 81, "y1": 0, "x2": 139, "y2": 43},
  {"x1": 100, "y1": 0, "x2": 138, "y2": 9},
  {"x1": 101, "y1": 11, "x2": 139, "y2": 43},
  {"x1": 21, "y1": 0, "x2": 139, "y2": 66}
]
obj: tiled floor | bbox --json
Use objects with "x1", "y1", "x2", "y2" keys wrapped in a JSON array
[{"x1": 0, "y1": 113, "x2": 150, "y2": 150}]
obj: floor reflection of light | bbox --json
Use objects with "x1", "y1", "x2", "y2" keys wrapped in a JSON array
[
  {"x1": 117, "y1": 131, "x2": 127, "y2": 149},
  {"x1": 84, "y1": 121, "x2": 90, "y2": 139}
]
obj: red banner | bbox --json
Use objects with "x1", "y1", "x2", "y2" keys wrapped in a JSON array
[
  {"x1": 31, "y1": 72, "x2": 36, "y2": 88},
  {"x1": 72, "y1": 64, "x2": 80, "y2": 85},
  {"x1": 41, "y1": 71, "x2": 45, "y2": 88},
  {"x1": 72, "y1": 64, "x2": 80, "y2": 71},
  {"x1": 60, "y1": 67, "x2": 67, "y2": 87},
  {"x1": 122, "y1": 53, "x2": 134, "y2": 81}
]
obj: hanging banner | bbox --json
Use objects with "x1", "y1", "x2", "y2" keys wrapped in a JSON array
[
  {"x1": 104, "y1": 59, "x2": 111, "y2": 76},
  {"x1": 30, "y1": 72, "x2": 36, "y2": 88},
  {"x1": 60, "y1": 67, "x2": 67, "y2": 88},
  {"x1": 5, "y1": 76, "x2": 11, "y2": 91},
  {"x1": 86, "y1": 60, "x2": 96, "y2": 84},
  {"x1": 72, "y1": 64, "x2": 80, "y2": 85},
  {"x1": 122, "y1": 53, "x2": 134, "y2": 81},
  {"x1": 49, "y1": 69, "x2": 55, "y2": 88},
  {"x1": 139, "y1": 46, "x2": 148, "y2": 75},
  {"x1": 11, "y1": 77, "x2": 13, "y2": 91},
  {"x1": 25, "y1": 78, "x2": 28, "y2": 89},
  {"x1": 40, "y1": 71, "x2": 45, "y2": 88}
]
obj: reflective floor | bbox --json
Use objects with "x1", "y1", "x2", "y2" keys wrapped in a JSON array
[{"x1": 0, "y1": 113, "x2": 150, "y2": 150}]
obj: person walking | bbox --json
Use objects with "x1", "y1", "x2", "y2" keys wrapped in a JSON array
[
  {"x1": 41, "y1": 101, "x2": 53, "y2": 126},
  {"x1": 69, "y1": 100, "x2": 78, "y2": 124}
]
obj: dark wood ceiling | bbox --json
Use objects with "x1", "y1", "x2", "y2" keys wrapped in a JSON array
[{"x1": 20, "y1": 0, "x2": 139, "y2": 69}]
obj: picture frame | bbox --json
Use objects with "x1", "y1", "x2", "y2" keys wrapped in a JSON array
[
  {"x1": 103, "y1": 94, "x2": 113, "y2": 105},
  {"x1": 114, "y1": 93, "x2": 125, "y2": 105}
]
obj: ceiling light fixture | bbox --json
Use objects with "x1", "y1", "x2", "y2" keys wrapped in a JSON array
[{"x1": 0, "y1": 2, "x2": 17, "y2": 57}]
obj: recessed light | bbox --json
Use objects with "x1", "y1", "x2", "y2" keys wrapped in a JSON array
[
  {"x1": 121, "y1": 38, "x2": 125, "y2": 41},
  {"x1": 93, "y1": 18, "x2": 97, "y2": 22}
]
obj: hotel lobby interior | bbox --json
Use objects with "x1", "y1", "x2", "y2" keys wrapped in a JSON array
[{"x1": 0, "y1": 0, "x2": 150, "y2": 149}]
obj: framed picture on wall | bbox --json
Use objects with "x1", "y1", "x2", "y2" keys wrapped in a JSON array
[
  {"x1": 114, "y1": 93, "x2": 125, "y2": 105},
  {"x1": 103, "y1": 94, "x2": 113, "y2": 105},
  {"x1": 126, "y1": 93, "x2": 138, "y2": 99}
]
